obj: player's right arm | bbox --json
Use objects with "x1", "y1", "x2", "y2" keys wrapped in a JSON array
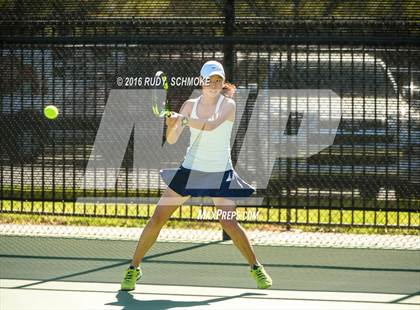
[{"x1": 165, "y1": 99, "x2": 193, "y2": 144}]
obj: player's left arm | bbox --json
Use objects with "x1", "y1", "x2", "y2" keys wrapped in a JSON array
[{"x1": 187, "y1": 98, "x2": 235, "y2": 131}]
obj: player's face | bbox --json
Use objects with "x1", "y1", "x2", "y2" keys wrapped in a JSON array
[{"x1": 202, "y1": 75, "x2": 224, "y2": 98}]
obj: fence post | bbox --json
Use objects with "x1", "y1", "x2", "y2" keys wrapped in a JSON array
[
  {"x1": 223, "y1": 0, "x2": 235, "y2": 81},
  {"x1": 223, "y1": 0, "x2": 235, "y2": 241},
  {"x1": 286, "y1": 46, "x2": 293, "y2": 231}
]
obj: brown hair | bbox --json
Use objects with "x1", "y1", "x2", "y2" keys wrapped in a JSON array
[{"x1": 222, "y1": 82, "x2": 236, "y2": 99}]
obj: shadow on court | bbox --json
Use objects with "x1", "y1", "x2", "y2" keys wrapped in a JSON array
[
  {"x1": 106, "y1": 291, "x2": 266, "y2": 310},
  {"x1": 1, "y1": 236, "x2": 419, "y2": 295}
]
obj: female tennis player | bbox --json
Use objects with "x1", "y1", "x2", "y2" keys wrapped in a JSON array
[{"x1": 121, "y1": 60, "x2": 272, "y2": 291}]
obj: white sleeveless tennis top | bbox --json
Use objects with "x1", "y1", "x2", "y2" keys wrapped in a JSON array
[{"x1": 182, "y1": 95, "x2": 233, "y2": 172}]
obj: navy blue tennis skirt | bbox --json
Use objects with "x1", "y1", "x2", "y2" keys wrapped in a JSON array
[{"x1": 160, "y1": 166, "x2": 255, "y2": 197}]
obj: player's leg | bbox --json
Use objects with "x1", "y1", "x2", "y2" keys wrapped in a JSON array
[
  {"x1": 212, "y1": 197, "x2": 257, "y2": 265},
  {"x1": 131, "y1": 186, "x2": 190, "y2": 267},
  {"x1": 121, "y1": 187, "x2": 189, "y2": 291},
  {"x1": 212, "y1": 197, "x2": 272, "y2": 289}
]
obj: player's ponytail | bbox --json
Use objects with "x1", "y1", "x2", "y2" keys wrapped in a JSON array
[{"x1": 222, "y1": 82, "x2": 236, "y2": 99}]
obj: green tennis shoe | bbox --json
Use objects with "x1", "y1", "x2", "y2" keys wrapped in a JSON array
[
  {"x1": 250, "y1": 264, "x2": 272, "y2": 289},
  {"x1": 121, "y1": 266, "x2": 142, "y2": 291}
]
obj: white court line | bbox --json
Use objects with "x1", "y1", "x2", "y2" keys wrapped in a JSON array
[
  {"x1": 0, "y1": 280, "x2": 419, "y2": 310},
  {"x1": 399, "y1": 296, "x2": 420, "y2": 304}
]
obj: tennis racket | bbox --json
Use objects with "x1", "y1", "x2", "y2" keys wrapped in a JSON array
[
  {"x1": 151, "y1": 71, "x2": 172, "y2": 146},
  {"x1": 152, "y1": 70, "x2": 171, "y2": 118}
]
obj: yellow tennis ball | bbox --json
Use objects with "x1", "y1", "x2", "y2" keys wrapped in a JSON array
[{"x1": 44, "y1": 105, "x2": 59, "y2": 120}]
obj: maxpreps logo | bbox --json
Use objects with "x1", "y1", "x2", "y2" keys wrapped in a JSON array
[{"x1": 77, "y1": 88, "x2": 342, "y2": 205}]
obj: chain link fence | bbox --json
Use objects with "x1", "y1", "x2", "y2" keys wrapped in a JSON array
[{"x1": 1, "y1": 1, "x2": 419, "y2": 246}]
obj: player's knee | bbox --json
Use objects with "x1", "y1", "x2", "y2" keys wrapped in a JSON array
[
  {"x1": 149, "y1": 213, "x2": 168, "y2": 227},
  {"x1": 219, "y1": 218, "x2": 238, "y2": 231}
]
